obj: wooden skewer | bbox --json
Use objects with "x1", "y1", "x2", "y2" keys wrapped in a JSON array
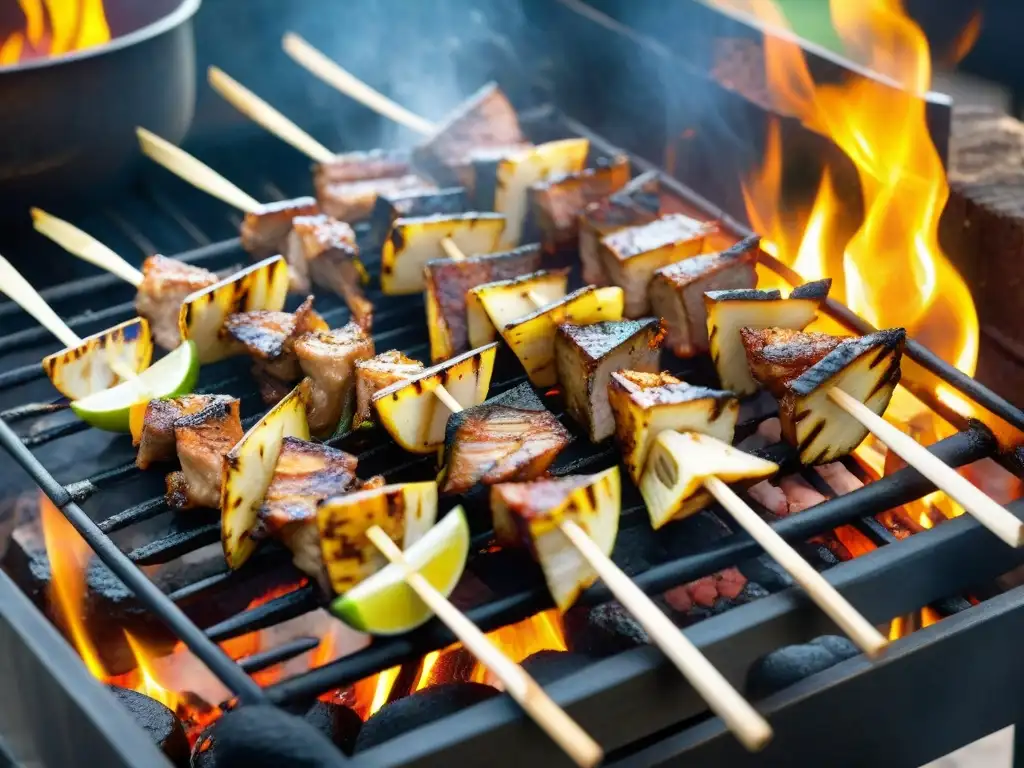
[
  {"x1": 30, "y1": 208, "x2": 144, "y2": 288},
  {"x1": 136, "y1": 128, "x2": 263, "y2": 214},
  {"x1": 207, "y1": 67, "x2": 336, "y2": 164},
  {"x1": 828, "y1": 387, "x2": 1024, "y2": 547},
  {"x1": 0, "y1": 255, "x2": 138, "y2": 381},
  {"x1": 282, "y1": 33, "x2": 436, "y2": 136},
  {"x1": 366, "y1": 526, "x2": 603, "y2": 767},
  {"x1": 703, "y1": 474, "x2": 888, "y2": 658}
]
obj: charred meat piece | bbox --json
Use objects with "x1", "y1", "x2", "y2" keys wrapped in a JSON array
[
  {"x1": 706, "y1": 279, "x2": 832, "y2": 396},
  {"x1": 135, "y1": 394, "x2": 233, "y2": 470},
  {"x1": 599, "y1": 213, "x2": 710, "y2": 317},
  {"x1": 258, "y1": 437, "x2": 358, "y2": 549},
  {"x1": 741, "y1": 327, "x2": 846, "y2": 398},
  {"x1": 165, "y1": 397, "x2": 243, "y2": 510},
  {"x1": 134, "y1": 255, "x2": 218, "y2": 350},
  {"x1": 295, "y1": 322, "x2": 375, "y2": 437},
  {"x1": 554, "y1": 318, "x2": 664, "y2": 443},
  {"x1": 778, "y1": 329, "x2": 905, "y2": 465},
  {"x1": 650, "y1": 236, "x2": 759, "y2": 357},
  {"x1": 287, "y1": 214, "x2": 373, "y2": 329},
  {"x1": 413, "y1": 82, "x2": 525, "y2": 186},
  {"x1": 223, "y1": 296, "x2": 328, "y2": 404},
  {"x1": 439, "y1": 400, "x2": 571, "y2": 495},
  {"x1": 368, "y1": 186, "x2": 469, "y2": 248},
  {"x1": 239, "y1": 197, "x2": 320, "y2": 260},
  {"x1": 425, "y1": 244, "x2": 543, "y2": 362},
  {"x1": 530, "y1": 156, "x2": 631, "y2": 252},
  {"x1": 578, "y1": 171, "x2": 661, "y2": 286},
  {"x1": 313, "y1": 148, "x2": 413, "y2": 187},
  {"x1": 607, "y1": 370, "x2": 740, "y2": 484},
  {"x1": 354, "y1": 350, "x2": 424, "y2": 427},
  {"x1": 318, "y1": 174, "x2": 435, "y2": 222}
]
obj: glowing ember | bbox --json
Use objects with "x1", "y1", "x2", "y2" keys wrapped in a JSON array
[{"x1": 0, "y1": 0, "x2": 111, "y2": 65}]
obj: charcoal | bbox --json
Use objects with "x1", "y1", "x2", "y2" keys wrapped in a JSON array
[
  {"x1": 108, "y1": 686, "x2": 189, "y2": 767},
  {"x1": 930, "y1": 596, "x2": 973, "y2": 616},
  {"x1": 738, "y1": 553, "x2": 794, "y2": 593},
  {"x1": 662, "y1": 570, "x2": 769, "y2": 626},
  {"x1": 658, "y1": 510, "x2": 733, "y2": 560},
  {"x1": 611, "y1": 522, "x2": 667, "y2": 577},
  {"x1": 191, "y1": 705, "x2": 346, "y2": 767},
  {"x1": 520, "y1": 650, "x2": 595, "y2": 684},
  {"x1": 304, "y1": 701, "x2": 362, "y2": 756},
  {"x1": 564, "y1": 601, "x2": 649, "y2": 656},
  {"x1": 355, "y1": 682, "x2": 498, "y2": 752},
  {"x1": 746, "y1": 635, "x2": 858, "y2": 699}
]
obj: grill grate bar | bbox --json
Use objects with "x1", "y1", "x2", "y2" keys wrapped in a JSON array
[
  {"x1": 237, "y1": 636, "x2": 321, "y2": 675},
  {"x1": 205, "y1": 583, "x2": 321, "y2": 643},
  {"x1": 98, "y1": 498, "x2": 168, "y2": 534},
  {"x1": 127, "y1": 520, "x2": 220, "y2": 565}
]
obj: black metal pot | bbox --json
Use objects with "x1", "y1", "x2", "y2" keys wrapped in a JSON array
[{"x1": 0, "y1": 0, "x2": 201, "y2": 214}]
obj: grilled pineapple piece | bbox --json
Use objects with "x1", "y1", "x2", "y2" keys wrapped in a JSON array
[
  {"x1": 221, "y1": 386, "x2": 310, "y2": 569},
  {"x1": 554, "y1": 319, "x2": 664, "y2": 443},
  {"x1": 317, "y1": 481, "x2": 438, "y2": 595},
  {"x1": 468, "y1": 269, "x2": 570, "y2": 350},
  {"x1": 369, "y1": 186, "x2": 468, "y2": 248},
  {"x1": 354, "y1": 350, "x2": 424, "y2": 428},
  {"x1": 179, "y1": 255, "x2": 290, "y2": 364},
  {"x1": 381, "y1": 213, "x2": 506, "y2": 295},
  {"x1": 599, "y1": 213, "x2": 711, "y2": 317},
  {"x1": 706, "y1": 279, "x2": 831, "y2": 396},
  {"x1": 640, "y1": 432, "x2": 778, "y2": 529},
  {"x1": 494, "y1": 139, "x2": 590, "y2": 248},
  {"x1": 373, "y1": 343, "x2": 498, "y2": 454},
  {"x1": 490, "y1": 467, "x2": 620, "y2": 611},
  {"x1": 608, "y1": 370, "x2": 740, "y2": 484},
  {"x1": 779, "y1": 329, "x2": 905, "y2": 465},
  {"x1": 425, "y1": 244, "x2": 543, "y2": 362},
  {"x1": 741, "y1": 327, "x2": 846, "y2": 398},
  {"x1": 43, "y1": 317, "x2": 153, "y2": 400},
  {"x1": 578, "y1": 171, "x2": 661, "y2": 286},
  {"x1": 498, "y1": 286, "x2": 625, "y2": 387}
]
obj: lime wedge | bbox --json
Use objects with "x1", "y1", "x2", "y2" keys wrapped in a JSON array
[
  {"x1": 70, "y1": 341, "x2": 201, "y2": 432},
  {"x1": 331, "y1": 506, "x2": 469, "y2": 635}
]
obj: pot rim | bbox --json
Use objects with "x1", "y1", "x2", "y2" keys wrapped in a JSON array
[{"x1": 0, "y1": 0, "x2": 202, "y2": 75}]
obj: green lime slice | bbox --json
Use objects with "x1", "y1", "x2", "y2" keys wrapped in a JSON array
[
  {"x1": 70, "y1": 340, "x2": 201, "y2": 432},
  {"x1": 331, "y1": 506, "x2": 469, "y2": 635}
]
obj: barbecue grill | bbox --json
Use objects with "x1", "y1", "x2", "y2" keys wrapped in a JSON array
[{"x1": 1, "y1": 1, "x2": 1023, "y2": 767}]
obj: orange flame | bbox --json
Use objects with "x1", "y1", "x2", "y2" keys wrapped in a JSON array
[
  {"x1": 123, "y1": 632, "x2": 180, "y2": 713},
  {"x1": 0, "y1": 0, "x2": 111, "y2": 65}
]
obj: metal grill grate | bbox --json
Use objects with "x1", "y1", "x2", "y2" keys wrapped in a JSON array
[{"x1": 1, "y1": 112, "x2": 1023, "y2": 762}]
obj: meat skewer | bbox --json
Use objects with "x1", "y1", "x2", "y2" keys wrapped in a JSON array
[{"x1": 367, "y1": 525, "x2": 603, "y2": 767}]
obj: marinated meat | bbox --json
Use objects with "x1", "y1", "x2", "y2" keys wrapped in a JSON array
[
  {"x1": 578, "y1": 171, "x2": 661, "y2": 286},
  {"x1": 239, "y1": 197, "x2": 319, "y2": 259},
  {"x1": 317, "y1": 174, "x2": 434, "y2": 222},
  {"x1": 294, "y1": 322, "x2": 375, "y2": 437},
  {"x1": 313, "y1": 148, "x2": 413, "y2": 188},
  {"x1": 135, "y1": 394, "x2": 231, "y2": 469},
  {"x1": 165, "y1": 396, "x2": 243, "y2": 510},
  {"x1": 740, "y1": 327, "x2": 846, "y2": 398},
  {"x1": 354, "y1": 350, "x2": 424, "y2": 427},
  {"x1": 134, "y1": 255, "x2": 218, "y2": 350}
]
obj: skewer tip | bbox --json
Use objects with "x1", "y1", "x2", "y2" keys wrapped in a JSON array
[{"x1": 29, "y1": 207, "x2": 45, "y2": 223}]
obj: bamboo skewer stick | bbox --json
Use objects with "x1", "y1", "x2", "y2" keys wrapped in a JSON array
[
  {"x1": 207, "y1": 67, "x2": 336, "y2": 164},
  {"x1": 366, "y1": 526, "x2": 603, "y2": 768},
  {"x1": 702, "y1": 474, "x2": 888, "y2": 658},
  {"x1": 136, "y1": 128, "x2": 263, "y2": 214},
  {"x1": 828, "y1": 387, "x2": 1024, "y2": 547},
  {"x1": 30, "y1": 208, "x2": 144, "y2": 288},
  {"x1": 282, "y1": 33, "x2": 436, "y2": 135},
  {"x1": 431, "y1": 384, "x2": 464, "y2": 414},
  {"x1": 439, "y1": 237, "x2": 464, "y2": 261},
  {"x1": 0, "y1": 255, "x2": 138, "y2": 381}
]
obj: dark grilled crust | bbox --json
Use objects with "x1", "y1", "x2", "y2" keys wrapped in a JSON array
[
  {"x1": 425, "y1": 245, "x2": 543, "y2": 356},
  {"x1": 789, "y1": 278, "x2": 833, "y2": 300},
  {"x1": 166, "y1": 397, "x2": 243, "y2": 510},
  {"x1": 705, "y1": 287, "x2": 782, "y2": 303},
  {"x1": 490, "y1": 474, "x2": 593, "y2": 524},
  {"x1": 555, "y1": 318, "x2": 664, "y2": 364},
  {"x1": 530, "y1": 156, "x2": 632, "y2": 249},
  {"x1": 222, "y1": 310, "x2": 296, "y2": 359},
  {"x1": 136, "y1": 394, "x2": 229, "y2": 469},
  {"x1": 312, "y1": 149, "x2": 413, "y2": 188},
  {"x1": 240, "y1": 197, "x2": 320, "y2": 258},
  {"x1": 741, "y1": 327, "x2": 847, "y2": 397},
  {"x1": 612, "y1": 375, "x2": 736, "y2": 410},
  {"x1": 655, "y1": 236, "x2": 759, "y2": 287},
  {"x1": 786, "y1": 329, "x2": 906, "y2": 397}
]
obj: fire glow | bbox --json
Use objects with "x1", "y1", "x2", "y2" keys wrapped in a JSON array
[{"x1": 0, "y1": 0, "x2": 111, "y2": 65}]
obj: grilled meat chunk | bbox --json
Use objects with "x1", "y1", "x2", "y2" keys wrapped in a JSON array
[
  {"x1": 134, "y1": 255, "x2": 218, "y2": 350},
  {"x1": 313, "y1": 148, "x2": 413, "y2": 187},
  {"x1": 413, "y1": 82, "x2": 525, "y2": 186},
  {"x1": 741, "y1": 327, "x2": 846, "y2": 398},
  {"x1": 779, "y1": 329, "x2": 905, "y2": 465},
  {"x1": 239, "y1": 197, "x2": 320, "y2": 260},
  {"x1": 369, "y1": 186, "x2": 469, "y2": 248},
  {"x1": 223, "y1": 296, "x2": 328, "y2": 404},
  {"x1": 578, "y1": 171, "x2": 661, "y2": 285},
  {"x1": 490, "y1": 467, "x2": 620, "y2": 611},
  {"x1": 135, "y1": 394, "x2": 232, "y2": 469},
  {"x1": 295, "y1": 322, "x2": 375, "y2": 437},
  {"x1": 318, "y1": 174, "x2": 435, "y2": 222},
  {"x1": 439, "y1": 391, "x2": 571, "y2": 494},
  {"x1": 165, "y1": 396, "x2": 243, "y2": 510},
  {"x1": 530, "y1": 156, "x2": 631, "y2": 252},
  {"x1": 425, "y1": 244, "x2": 543, "y2": 362},
  {"x1": 650, "y1": 236, "x2": 759, "y2": 357},
  {"x1": 599, "y1": 213, "x2": 710, "y2": 317},
  {"x1": 354, "y1": 350, "x2": 424, "y2": 427},
  {"x1": 555, "y1": 318, "x2": 664, "y2": 443},
  {"x1": 258, "y1": 438, "x2": 359, "y2": 566},
  {"x1": 287, "y1": 214, "x2": 373, "y2": 329},
  {"x1": 706, "y1": 279, "x2": 832, "y2": 396},
  {"x1": 608, "y1": 370, "x2": 740, "y2": 484}
]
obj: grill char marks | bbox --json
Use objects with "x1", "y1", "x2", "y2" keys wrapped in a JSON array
[
  {"x1": 354, "y1": 350, "x2": 425, "y2": 427},
  {"x1": 134, "y1": 255, "x2": 218, "y2": 351},
  {"x1": 165, "y1": 396, "x2": 244, "y2": 510},
  {"x1": 741, "y1": 327, "x2": 846, "y2": 398},
  {"x1": 135, "y1": 394, "x2": 233, "y2": 470}
]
